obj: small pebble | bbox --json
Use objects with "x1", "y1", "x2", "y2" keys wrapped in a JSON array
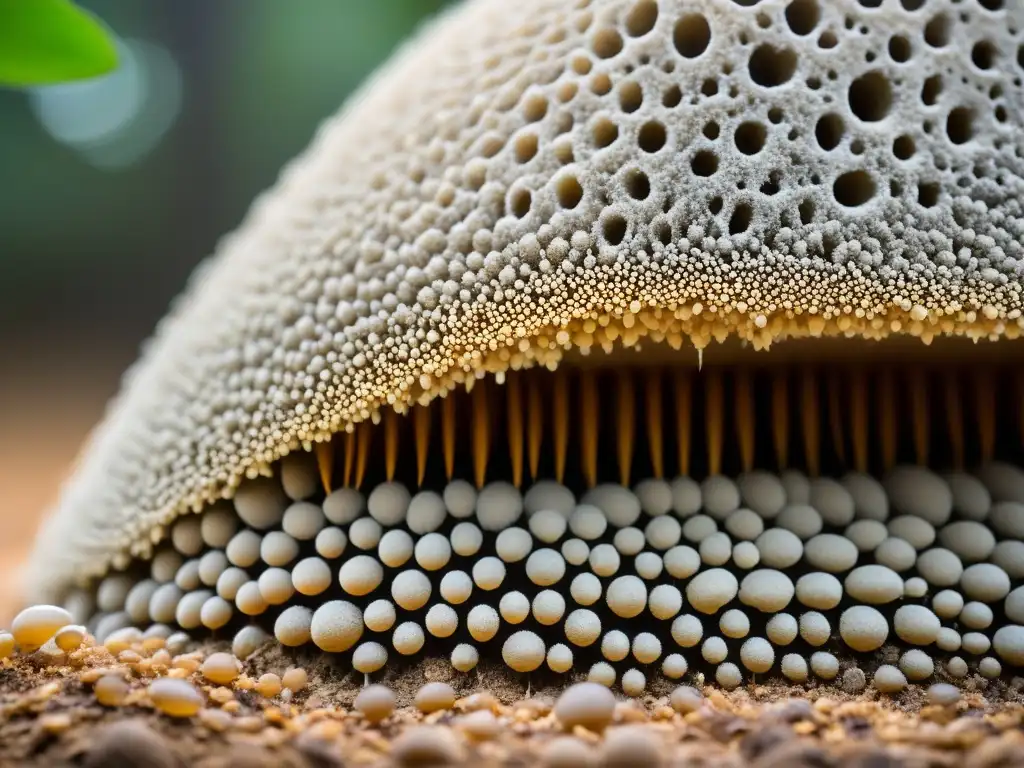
[
  {"x1": 149, "y1": 678, "x2": 203, "y2": 717},
  {"x1": 415, "y1": 682, "x2": 457, "y2": 713},
  {"x1": 554, "y1": 682, "x2": 616, "y2": 731},
  {"x1": 356, "y1": 684, "x2": 395, "y2": 723}
]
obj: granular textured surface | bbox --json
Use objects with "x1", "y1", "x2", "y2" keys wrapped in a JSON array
[
  {"x1": 2, "y1": 633, "x2": 1024, "y2": 767},
  {"x1": 25, "y1": 0, "x2": 1024, "y2": 598}
]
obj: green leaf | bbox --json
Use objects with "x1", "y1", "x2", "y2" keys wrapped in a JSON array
[{"x1": 0, "y1": 0, "x2": 118, "y2": 87}]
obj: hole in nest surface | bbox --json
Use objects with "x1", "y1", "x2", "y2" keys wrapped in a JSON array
[
  {"x1": 833, "y1": 170, "x2": 876, "y2": 206},
  {"x1": 848, "y1": 71, "x2": 892, "y2": 121},
  {"x1": 735, "y1": 121, "x2": 767, "y2": 154},
  {"x1": 674, "y1": 14, "x2": 712, "y2": 58},
  {"x1": 749, "y1": 44, "x2": 798, "y2": 87}
]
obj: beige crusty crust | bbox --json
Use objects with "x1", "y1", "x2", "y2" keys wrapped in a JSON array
[{"x1": 24, "y1": 0, "x2": 1024, "y2": 601}]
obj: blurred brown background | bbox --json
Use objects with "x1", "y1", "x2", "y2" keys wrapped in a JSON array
[{"x1": 0, "y1": 0, "x2": 454, "y2": 620}]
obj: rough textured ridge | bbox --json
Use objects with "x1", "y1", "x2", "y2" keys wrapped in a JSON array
[{"x1": 25, "y1": 0, "x2": 1024, "y2": 601}]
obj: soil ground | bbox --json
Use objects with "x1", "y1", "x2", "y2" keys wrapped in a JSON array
[{"x1": 3, "y1": 639, "x2": 1024, "y2": 767}]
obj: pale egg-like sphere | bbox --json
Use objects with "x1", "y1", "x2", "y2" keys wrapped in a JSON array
[
  {"x1": 671, "y1": 614, "x2": 704, "y2": 648},
  {"x1": 291, "y1": 557, "x2": 332, "y2": 596},
  {"x1": 368, "y1": 481, "x2": 411, "y2": 526},
  {"x1": 532, "y1": 590, "x2": 566, "y2": 625},
  {"x1": 530, "y1": 509, "x2": 568, "y2": 543},
  {"x1": 570, "y1": 504, "x2": 608, "y2": 541},
  {"x1": 322, "y1": 488, "x2": 364, "y2": 525},
  {"x1": 613, "y1": 527, "x2": 646, "y2": 556},
  {"x1": 391, "y1": 569, "x2": 432, "y2": 611},
  {"x1": 719, "y1": 609, "x2": 750, "y2": 639},
  {"x1": 701, "y1": 636, "x2": 728, "y2": 664},
  {"x1": 414, "y1": 532, "x2": 453, "y2": 571},
  {"x1": 661, "y1": 654, "x2": 689, "y2": 679},
  {"x1": 425, "y1": 604, "x2": 459, "y2": 638},
  {"x1": 476, "y1": 481, "x2": 523, "y2": 531},
  {"x1": 526, "y1": 548, "x2": 566, "y2": 586},
  {"x1": 732, "y1": 541, "x2": 760, "y2": 570},
  {"x1": 450, "y1": 522, "x2": 484, "y2": 557},
  {"x1": 634, "y1": 552, "x2": 664, "y2": 580},
  {"x1": 739, "y1": 637, "x2": 774, "y2": 674},
  {"x1": 502, "y1": 630, "x2": 546, "y2": 673},
  {"x1": 499, "y1": 591, "x2": 531, "y2": 624},
  {"x1": 378, "y1": 529, "x2": 414, "y2": 568},
  {"x1": 524, "y1": 480, "x2": 575, "y2": 517},
  {"x1": 472, "y1": 557, "x2": 506, "y2": 591},
  {"x1": 648, "y1": 584, "x2": 683, "y2": 620},
  {"x1": 496, "y1": 527, "x2": 534, "y2": 563},
  {"x1": 451, "y1": 643, "x2": 479, "y2": 672},
  {"x1": 310, "y1": 600, "x2": 363, "y2": 652},
  {"x1": 663, "y1": 545, "x2": 701, "y2": 579},
  {"x1": 547, "y1": 643, "x2": 574, "y2": 673},
  {"x1": 439, "y1": 571, "x2": 473, "y2": 605},
  {"x1": 602, "y1": 630, "x2": 630, "y2": 662},
  {"x1": 564, "y1": 609, "x2": 602, "y2": 647},
  {"x1": 562, "y1": 538, "x2": 590, "y2": 566},
  {"x1": 363, "y1": 599, "x2": 397, "y2": 633},
  {"x1": 606, "y1": 575, "x2": 648, "y2": 619},
  {"x1": 645, "y1": 516, "x2": 682, "y2": 551},
  {"x1": 699, "y1": 532, "x2": 733, "y2": 566},
  {"x1": 766, "y1": 613, "x2": 799, "y2": 646},
  {"x1": 467, "y1": 605, "x2": 501, "y2": 642},
  {"x1": 281, "y1": 501, "x2": 325, "y2": 541},
  {"x1": 338, "y1": 555, "x2": 384, "y2": 597},
  {"x1": 353, "y1": 642, "x2": 388, "y2": 674},
  {"x1": 589, "y1": 543, "x2": 621, "y2": 577},
  {"x1": 257, "y1": 568, "x2": 294, "y2": 605},
  {"x1": 349, "y1": 517, "x2": 383, "y2": 550},
  {"x1": 443, "y1": 480, "x2": 477, "y2": 519},
  {"x1": 588, "y1": 662, "x2": 617, "y2": 688},
  {"x1": 407, "y1": 490, "x2": 447, "y2": 534},
  {"x1": 570, "y1": 573, "x2": 603, "y2": 607},
  {"x1": 392, "y1": 621, "x2": 425, "y2": 656},
  {"x1": 315, "y1": 527, "x2": 348, "y2": 560},
  {"x1": 621, "y1": 668, "x2": 647, "y2": 697}
]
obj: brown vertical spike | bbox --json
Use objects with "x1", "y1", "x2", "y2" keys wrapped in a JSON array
[
  {"x1": 343, "y1": 430, "x2": 356, "y2": 488},
  {"x1": 974, "y1": 367, "x2": 996, "y2": 462},
  {"x1": 801, "y1": 368, "x2": 820, "y2": 477},
  {"x1": 384, "y1": 409, "x2": 399, "y2": 482},
  {"x1": 527, "y1": 375, "x2": 543, "y2": 480},
  {"x1": 909, "y1": 368, "x2": 929, "y2": 466},
  {"x1": 705, "y1": 368, "x2": 724, "y2": 476},
  {"x1": 944, "y1": 370, "x2": 965, "y2": 470},
  {"x1": 645, "y1": 370, "x2": 664, "y2": 479},
  {"x1": 354, "y1": 421, "x2": 372, "y2": 489},
  {"x1": 735, "y1": 368, "x2": 755, "y2": 472},
  {"x1": 414, "y1": 406, "x2": 431, "y2": 487},
  {"x1": 472, "y1": 378, "x2": 490, "y2": 488},
  {"x1": 772, "y1": 368, "x2": 789, "y2": 470},
  {"x1": 850, "y1": 369, "x2": 869, "y2": 473},
  {"x1": 315, "y1": 440, "x2": 334, "y2": 494},
  {"x1": 878, "y1": 368, "x2": 898, "y2": 472},
  {"x1": 443, "y1": 394, "x2": 456, "y2": 481},
  {"x1": 580, "y1": 373, "x2": 599, "y2": 488},
  {"x1": 673, "y1": 369, "x2": 692, "y2": 476},
  {"x1": 553, "y1": 373, "x2": 569, "y2": 484},
  {"x1": 617, "y1": 371, "x2": 636, "y2": 487},
  {"x1": 827, "y1": 370, "x2": 846, "y2": 466},
  {"x1": 507, "y1": 373, "x2": 524, "y2": 488}
]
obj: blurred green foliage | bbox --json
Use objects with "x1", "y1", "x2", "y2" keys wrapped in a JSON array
[
  {"x1": 0, "y1": 0, "x2": 117, "y2": 86},
  {"x1": 0, "y1": 0, "x2": 453, "y2": 339}
]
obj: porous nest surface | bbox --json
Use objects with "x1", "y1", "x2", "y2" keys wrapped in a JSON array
[
  {"x1": 25, "y1": 0, "x2": 1024, "y2": 599},
  {"x1": 3, "y1": 633, "x2": 1024, "y2": 767}
]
